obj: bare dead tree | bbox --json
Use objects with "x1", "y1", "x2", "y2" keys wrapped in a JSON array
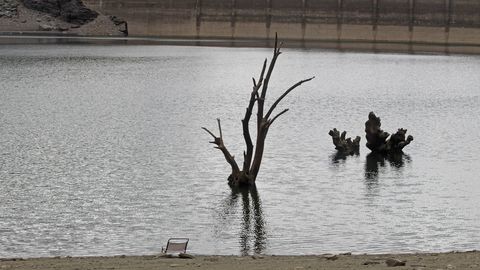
[{"x1": 202, "y1": 34, "x2": 314, "y2": 187}]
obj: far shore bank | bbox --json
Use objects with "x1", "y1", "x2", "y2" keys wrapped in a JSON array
[
  {"x1": 3, "y1": 0, "x2": 480, "y2": 56},
  {"x1": 1, "y1": 251, "x2": 479, "y2": 270},
  {"x1": 2, "y1": 32, "x2": 480, "y2": 56}
]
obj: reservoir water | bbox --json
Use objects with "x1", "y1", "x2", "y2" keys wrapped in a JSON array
[{"x1": 1, "y1": 44, "x2": 480, "y2": 257}]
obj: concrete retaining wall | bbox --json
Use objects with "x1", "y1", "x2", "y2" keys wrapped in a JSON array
[{"x1": 83, "y1": 0, "x2": 480, "y2": 45}]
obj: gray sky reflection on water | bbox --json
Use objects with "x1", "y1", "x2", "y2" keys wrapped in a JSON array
[{"x1": 0, "y1": 44, "x2": 480, "y2": 257}]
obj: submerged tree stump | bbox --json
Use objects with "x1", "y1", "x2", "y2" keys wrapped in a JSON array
[
  {"x1": 328, "y1": 128, "x2": 360, "y2": 155},
  {"x1": 365, "y1": 112, "x2": 413, "y2": 153}
]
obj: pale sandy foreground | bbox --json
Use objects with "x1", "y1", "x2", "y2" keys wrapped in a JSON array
[{"x1": 1, "y1": 251, "x2": 479, "y2": 270}]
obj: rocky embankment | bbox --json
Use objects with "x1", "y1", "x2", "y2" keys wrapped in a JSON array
[
  {"x1": 0, "y1": 0, "x2": 127, "y2": 36},
  {"x1": 22, "y1": 0, "x2": 98, "y2": 24},
  {"x1": 0, "y1": 0, "x2": 17, "y2": 18}
]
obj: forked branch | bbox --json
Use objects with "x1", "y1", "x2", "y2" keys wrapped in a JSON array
[
  {"x1": 268, "y1": 108, "x2": 289, "y2": 126},
  {"x1": 264, "y1": 76, "x2": 315, "y2": 121},
  {"x1": 257, "y1": 33, "x2": 282, "y2": 132},
  {"x1": 202, "y1": 119, "x2": 240, "y2": 176},
  {"x1": 242, "y1": 59, "x2": 267, "y2": 173}
]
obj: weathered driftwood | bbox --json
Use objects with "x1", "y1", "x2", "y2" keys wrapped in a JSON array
[
  {"x1": 202, "y1": 34, "x2": 314, "y2": 187},
  {"x1": 328, "y1": 128, "x2": 360, "y2": 155},
  {"x1": 365, "y1": 112, "x2": 413, "y2": 153}
]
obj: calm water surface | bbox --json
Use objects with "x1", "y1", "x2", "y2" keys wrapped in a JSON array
[{"x1": 1, "y1": 44, "x2": 480, "y2": 257}]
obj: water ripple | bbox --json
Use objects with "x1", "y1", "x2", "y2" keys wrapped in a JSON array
[{"x1": 1, "y1": 45, "x2": 480, "y2": 257}]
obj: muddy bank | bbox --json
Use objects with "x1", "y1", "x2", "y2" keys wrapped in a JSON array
[{"x1": 2, "y1": 34, "x2": 480, "y2": 56}]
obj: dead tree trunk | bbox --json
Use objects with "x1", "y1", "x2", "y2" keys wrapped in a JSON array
[{"x1": 202, "y1": 34, "x2": 314, "y2": 187}]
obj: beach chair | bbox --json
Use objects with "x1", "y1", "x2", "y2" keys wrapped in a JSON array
[{"x1": 162, "y1": 238, "x2": 189, "y2": 255}]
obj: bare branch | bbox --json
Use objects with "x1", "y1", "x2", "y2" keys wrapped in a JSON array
[
  {"x1": 264, "y1": 76, "x2": 315, "y2": 120},
  {"x1": 260, "y1": 36, "x2": 281, "y2": 101},
  {"x1": 258, "y1": 34, "x2": 282, "y2": 134},
  {"x1": 274, "y1": 32, "x2": 278, "y2": 53},
  {"x1": 242, "y1": 57, "x2": 268, "y2": 172},
  {"x1": 201, "y1": 127, "x2": 216, "y2": 139},
  {"x1": 259, "y1": 59, "x2": 267, "y2": 84},
  {"x1": 202, "y1": 121, "x2": 240, "y2": 176},
  {"x1": 217, "y1": 118, "x2": 223, "y2": 139},
  {"x1": 268, "y1": 108, "x2": 289, "y2": 126}
]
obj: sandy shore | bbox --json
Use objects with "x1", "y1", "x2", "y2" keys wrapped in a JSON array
[{"x1": 1, "y1": 251, "x2": 479, "y2": 270}]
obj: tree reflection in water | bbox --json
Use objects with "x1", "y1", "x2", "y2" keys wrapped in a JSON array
[
  {"x1": 217, "y1": 185, "x2": 267, "y2": 255},
  {"x1": 330, "y1": 151, "x2": 360, "y2": 164},
  {"x1": 365, "y1": 152, "x2": 411, "y2": 180}
]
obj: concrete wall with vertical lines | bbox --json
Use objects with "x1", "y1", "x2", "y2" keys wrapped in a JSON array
[{"x1": 84, "y1": 0, "x2": 480, "y2": 45}]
